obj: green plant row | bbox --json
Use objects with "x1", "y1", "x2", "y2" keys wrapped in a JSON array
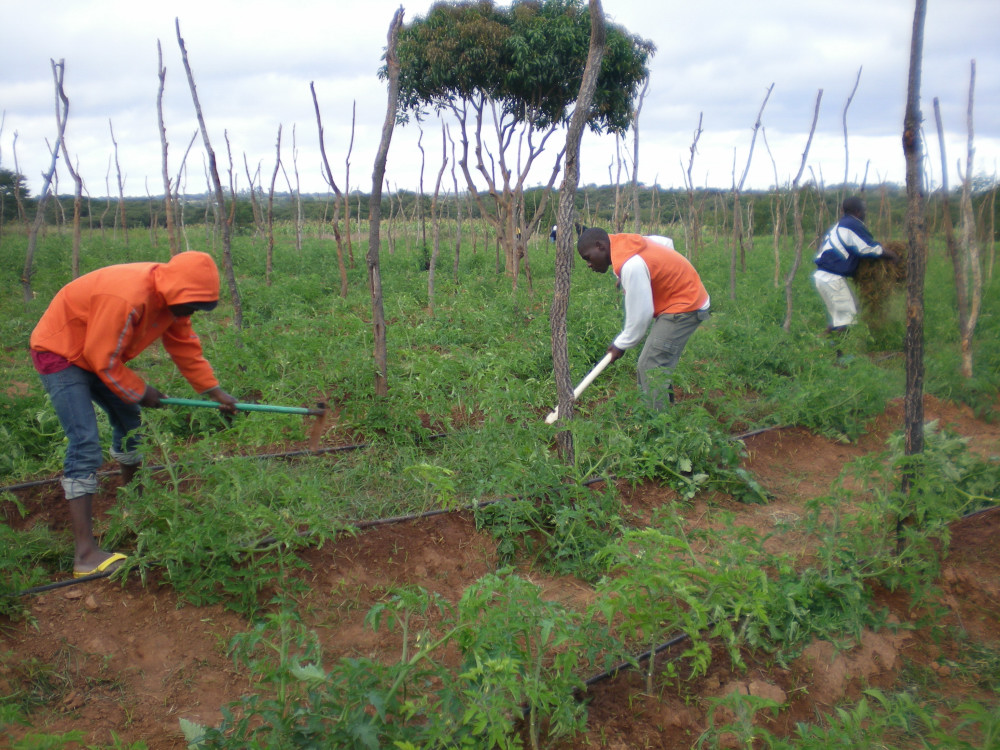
[{"x1": 164, "y1": 426, "x2": 995, "y2": 749}]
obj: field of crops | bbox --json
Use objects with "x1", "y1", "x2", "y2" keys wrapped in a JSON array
[{"x1": 2, "y1": 219, "x2": 999, "y2": 749}]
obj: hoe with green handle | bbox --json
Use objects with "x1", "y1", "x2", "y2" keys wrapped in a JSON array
[{"x1": 161, "y1": 397, "x2": 332, "y2": 449}]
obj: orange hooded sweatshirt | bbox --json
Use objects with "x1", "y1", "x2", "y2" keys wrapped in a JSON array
[
  {"x1": 609, "y1": 234, "x2": 708, "y2": 315},
  {"x1": 30, "y1": 251, "x2": 222, "y2": 403}
]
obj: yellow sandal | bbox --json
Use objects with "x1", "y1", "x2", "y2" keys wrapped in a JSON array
[{"x1": 73, "y1": 552, "x2": 128, "y2": 579}]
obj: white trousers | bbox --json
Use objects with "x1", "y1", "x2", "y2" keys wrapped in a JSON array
[{"x1": 812, "y1": 271, "x2": 857, "y2": 328}]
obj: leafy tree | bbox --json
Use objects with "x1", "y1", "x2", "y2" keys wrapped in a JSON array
[
  {"x1": 0, "y1": 167, "x2": 29, "y2": 222},
  {"x1": 389, "y1": 0, "x2": 654, "y2": 282}
]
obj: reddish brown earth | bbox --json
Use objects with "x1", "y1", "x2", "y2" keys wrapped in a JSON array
[{"x1": 2, "y1": 394, "x2": 997, "y2": 749}]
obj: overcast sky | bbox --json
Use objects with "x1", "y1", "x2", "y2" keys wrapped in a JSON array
[{"x1": 2, "y1": 0, "x2": 998, "y2": 200}]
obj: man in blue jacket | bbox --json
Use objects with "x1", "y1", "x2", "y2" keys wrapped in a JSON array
[{"x1": 813, "y1": 196, "x2": 900, "y2": 332}]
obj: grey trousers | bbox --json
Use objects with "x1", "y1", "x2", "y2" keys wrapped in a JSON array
[{"x1": 637, "y1": 309, "x2": 708, "y2": 409}]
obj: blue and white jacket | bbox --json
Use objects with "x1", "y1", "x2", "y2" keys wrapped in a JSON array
[{"x1": 813, "y1": 215, "x2": 884, "y2": 277}]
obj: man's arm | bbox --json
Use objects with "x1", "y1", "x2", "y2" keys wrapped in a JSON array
[{"x1": 611, "y1": 256, "x2": 654, "y2": 354}]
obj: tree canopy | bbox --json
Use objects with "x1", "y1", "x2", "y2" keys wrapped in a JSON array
[
  {"x1": 390, "y1": 0, "x2": 655, "y2": 134},
  {"x1": 0, "y1": 168, "x2": 29, "y2": 218}
]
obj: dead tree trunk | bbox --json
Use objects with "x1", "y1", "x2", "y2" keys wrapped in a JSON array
[
  {"x1": 631, "y1": 76, "x2": 648, "y2": 234},
  {"x1": 933, "y1": 97, "x2": 965, "y2": 352},
  {"x1": 11, "y1": 133, "x2": 30, "y2": 226},
  {"x1": 612, "y1": 139, "x2": 625, "y2": 232},
  {"x1": 368, "y1": 8, "x2": 405, "y2": 398},
  {"x1": 266, "y1": 126, "x2": 282, "y2": 287},
  {"x1": 681, "y1": 113, "x2": 703, "y2": 258},
  {"x1": 427, "y1": 122, "x2": 448, "y2": 316},
  {"x1": 417, "y1": 126, "x2": 427, "y2": 254},
  {"x1": 311, "y1": 83, "x2": 349, "y2": 298},
  {"x1": 762, "y1": 127, "x2": 785, "y2": 288},
  {"x1": 224, "y1": 133, "x2": 239, "y2": 250},
  {"x1": 386, "y1": 181, "x2": 398, "y2": 255},
  {"x1": 173, "y1": 132, "x2": 196, "y2": 252},
  {"x1": 730, "y1": 83, "x2": 774, "y2": 300},
  {"x1": 449, "y1": 128, "x2": 463, "y2": 283},
  {"x1": 99, "y1": 161, "x2": 111, "y2": 238},
  {"x1": 345, "y1": 102, "x2": 356, "y2": 268},
  {"x1": 156, "y1": 42, "x2": 179, "y2": 256},
  {"x1": 899, "y1": 0, "x2": 929, "y2": 541},
  {"x1": 176, "y1": 19, "x2": 242, "y2": 329},
  {"x1": 987, "y1": 186, "x2": 996, "y2": 282},
  {"x1": 54, "y1": 65, "x2": 84, "y2": 278},
  {"x1": 22, "y1": 59, "x2": 70, "y2": 303},
  {"x1": 956, "y1": 60, "x2": 982, "y2": 379},
  {"x1": 782, "y1": 90, "x2": 823, "y2": 332},
  {"x1": 109, "y1": 120, "x2": 128, "y2": 246},
  {"x1": 290, "y1": 125, "x2": 303, "y2": 253},
  {"x1": 550, "y1": 0, "x2": 606, "y2": 463},
  {"x1": 841, "y1": 66, "x2": 862, "y2": 203},
  {"x1": 244, "y1": 155, "x2": 266, "y2": 239}
]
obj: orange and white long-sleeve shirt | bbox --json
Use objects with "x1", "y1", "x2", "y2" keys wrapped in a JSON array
[{"x1": 609, "y1": 234, "x2": 709, "y2": 350}]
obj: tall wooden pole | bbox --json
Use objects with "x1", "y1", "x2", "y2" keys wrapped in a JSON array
[{"x1": 899, "y1": 0, "x2": 929, "y2": 543}]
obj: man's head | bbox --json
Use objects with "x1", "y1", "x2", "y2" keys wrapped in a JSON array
[
  {"x1": 842, "y1": 196, "x2": 867, "y2": 222},
  {"x1": 154, "y1": 251, "x2": 221, "y2": 316},
  {"x1": 577, "y1": 227, "x2": 612, "y2": 273},
  {"x1": 169, "y1": 300, "x2": 218, "y2": 317}
]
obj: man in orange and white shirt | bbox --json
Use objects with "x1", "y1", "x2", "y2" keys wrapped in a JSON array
[
  {"x1": 30, "y1": 251, "x2": 238, "y2": 578},
  {"x1": 577, "y1": 228, "x2": 710, "y2": 409}
]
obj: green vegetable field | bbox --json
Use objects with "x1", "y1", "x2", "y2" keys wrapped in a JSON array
[{"x1": 2, "y1": 206, "x2": 998, "y2": 749}]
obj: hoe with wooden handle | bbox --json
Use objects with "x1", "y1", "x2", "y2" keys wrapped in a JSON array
[{"x1": 545, "y1": 352, "x2": 614, "y2": 424}]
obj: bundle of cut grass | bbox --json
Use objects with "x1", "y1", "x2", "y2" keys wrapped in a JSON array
[{"x1": 855, "y1": 240, "x2": 906, "y2": 323}]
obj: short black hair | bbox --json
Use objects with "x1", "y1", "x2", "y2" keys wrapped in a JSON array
[
  {"x1": 577, "y1": 226, "x2": 609, "y2": 253},
  {"x1": 842, "y1": 196, "x2": 866, "y2": 217}
]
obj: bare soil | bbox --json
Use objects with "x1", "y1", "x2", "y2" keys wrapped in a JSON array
[{"x1": 2, "y1": 394, "x2": 998, "y2": 749}]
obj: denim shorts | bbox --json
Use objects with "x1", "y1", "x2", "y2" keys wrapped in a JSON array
[{"x1": 39, "y1": 365, "x2": 142, "y2": 499}]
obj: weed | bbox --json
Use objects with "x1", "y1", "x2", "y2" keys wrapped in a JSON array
[
  {"x1": 696, "y1": 690, "x2": 781, "y2": 749},
  {"x1": 0, "y1": 523, "x2": 61, "y2": 618},
  {"x1": 455, "y1": 569, "x2": 602, "y2": 750},
  {"x1": 595, "y1": 528, "x2": 772, "y2": 694},
  {"x1": 616, "y1": 404, "x2": 770, "y2": 503},
  {"x1": 474, "y1": 482, "x2": 623, "y2": 581}
]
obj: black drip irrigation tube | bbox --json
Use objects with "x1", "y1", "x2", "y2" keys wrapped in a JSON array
[
  {"x1": 0, "y1": 425, "x2": 781, "y2": 495},
  {"x1": 0, "y1": 423, "x2": 827, "y2": 599},
  {"x1": 0, "y1": 433, "x2": 452, "y2": 494},
  {"x1": 6, "y1": 422, "x2": 998, "y2": 709},
  {"x1": 12, "y1": 421, "x2": 966, "y2": 601}
]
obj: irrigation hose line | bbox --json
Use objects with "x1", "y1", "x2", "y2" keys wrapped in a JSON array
[
  {"x1": 7, "y1": 489, "x2": 997, "y2": 698},
  {"x1": 9, "y1": 474, "x2": 612, "y2": 599},
  {"x1": 0, "y1": 425, "x2": 783, "y2": 496},
  {"x1": 10, "y1": 419, "x2": 987, "y2": 599},
  {"x1": 7, "y1": 418, "x2": 995, "y2": 694}
]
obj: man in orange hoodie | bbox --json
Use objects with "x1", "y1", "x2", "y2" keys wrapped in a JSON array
[
  {"x1": 577, "y1": 228, "x2": 710, "y2": 410},
  {"x1": 30, "y1": 251, "x2": 238, "y2": 578}
]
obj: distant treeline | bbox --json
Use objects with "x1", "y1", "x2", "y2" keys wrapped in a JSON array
[{"x1": 2, "y1": 175, "x2": 998, "y2": 243}]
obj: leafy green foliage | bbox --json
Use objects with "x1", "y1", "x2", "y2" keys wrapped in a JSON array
[
  {"x1": 474, "y1": 482, "x2": 623, "y2": 581},
  {"x1": 0, "y1": 521, "x2": 62, "y2": 618},
  {"x1": 196, "y1": 579, "x2": 602, "y2": 750},
  {"x1": 595, "y1": 528, "x2": 772, "y2": 692},
  {"x1": 613, "y1": 403, "x2": 769, "y2": 503},
  {"x1": 455, "y1": 569, "x2": 603, "y2": 749},
  {"x1": 394, "y1": 0, "x2": 654, "y2": 134},
  {"x1": 3, "y1": 203, "x2": 999, "y2": 746},
  {"x1": 0, "y1": 393, "x2": 65, "y2": 479},
  {"x1": 796, "y1": 422, "x2": 1000, "y2": 600}
]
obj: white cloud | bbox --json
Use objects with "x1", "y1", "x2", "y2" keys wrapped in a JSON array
[{"x1": 2, "y1": 0, "x2": 998, "y2": 198}]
